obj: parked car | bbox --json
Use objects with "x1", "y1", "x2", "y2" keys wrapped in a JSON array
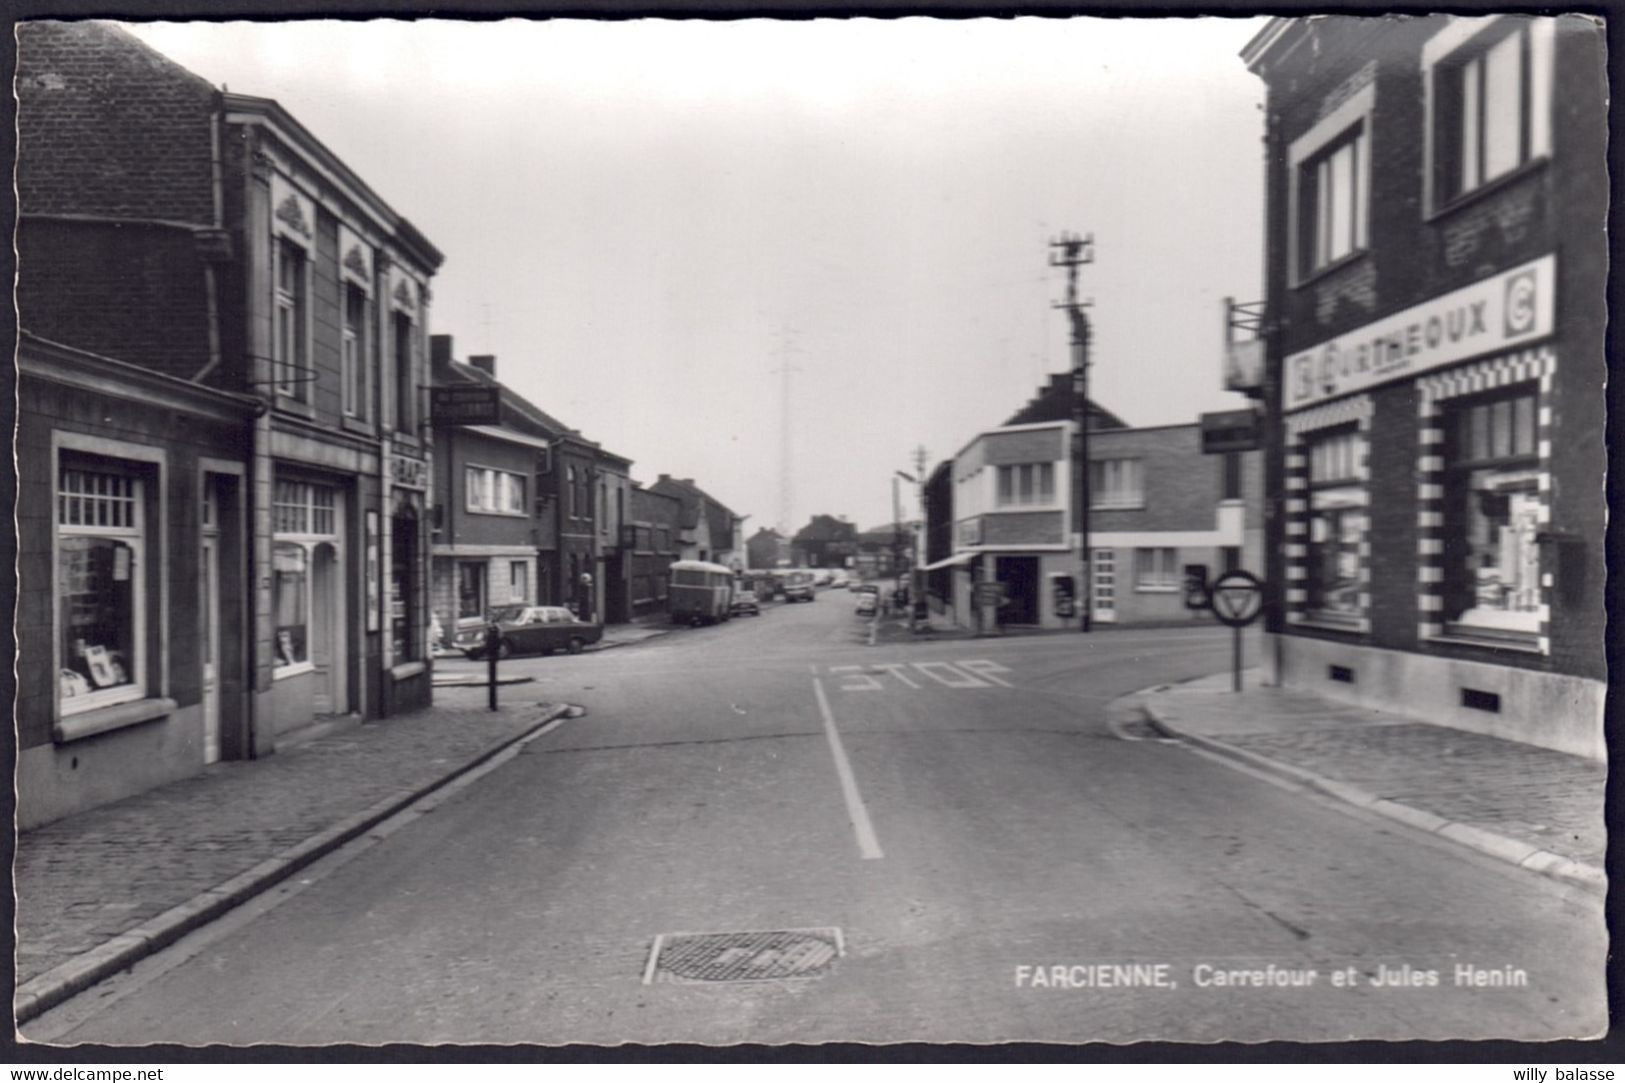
[
  {"x1": 783, "y1": 570, "x2": 816, "y2": 603},
  {"x1": 855, "y1": 591, "x2": 878, "y2": 616},
  {"x1": 460, "y1": 605, "x2": 604, "y2": 659},
  {"x1": 730, "y1": 587, "x2": 762, "y2": 616},
  {"x1": 813, "y1": 570, "x2": 833, "y2": 586}
]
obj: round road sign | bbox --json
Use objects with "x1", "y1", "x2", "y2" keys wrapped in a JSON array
[{"x1": 1207, "y1": 569, "x2": 1265, "y2": 628}]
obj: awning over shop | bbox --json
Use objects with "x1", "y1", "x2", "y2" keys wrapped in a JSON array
[{"x1": 921, "y1": 552, "x2": 978, "y2": 571}]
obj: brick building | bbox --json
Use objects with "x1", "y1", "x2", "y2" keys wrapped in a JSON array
[
  {"x1": 17, "y1": 333, "x2": 259, "y2": 828},
  {"x1": 626, "y1": 485, "x2": 685, "y2": 617},
  {"x1": 427, "y1": 338, "x2": 551, "y2": 648},
  {"x1": 1086, "y1": 424, "x2": 1263, "y2": 625},
  {"x1": 15, "y1": 21, "x2": 443, "y2": 823},
  {"x1": 1243, "y1": 16, "x2": 1606, "y2": 758},
  {"x1": 935, "y1": 374, "x2": 1261, "y2": 630},
  {"x1": 745, "y1": 527, "x2": 790, "y2": 571},
  {"x1": 648, "y1": 476, "x2": 747, "y2": 569}
]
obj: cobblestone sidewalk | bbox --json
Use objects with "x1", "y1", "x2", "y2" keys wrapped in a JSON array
[
  {"x1": 16, "y1": 692, "x2": 570, "y2": 995},
  {"x1": 1138, "y1": 671, "x2": 1605, "y2": 873}
]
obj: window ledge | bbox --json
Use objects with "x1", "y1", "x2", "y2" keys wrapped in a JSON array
[
  {"x1": 341, "y1": 415, "x2": 376, "y2": 437},
  {"x1": 1091, "y1": 502, "x2": 1146, "y2": 511},
  {"x1": 1427, "y1": 627, "x2": 1544, "y2": 654},
  {"x1": 274, "y1": 395, "x2": 318, "y2": 421},
  {"x1": 1425, "y1": 157, "x2": 1550, "y2": 225},
  {"x1": 392, "y1": 661, "x2": 427, "y2": 680},
  {"x1": 1291, "y1": 248, "x2": 1369, "y2": 292},
  {"x1": 464, "y1": 509, "x2": 529, "y2": 519},
  {"x1": 55, "y1": 697, "x2": 178, "y2": 744},
  {"x1": 275, "y1": 661, "x2": 316, "y2": 680},
  {"x1": 1293, "y1": 615, "x2": 1369, "y2": 634},
  {"x1": 1136, "y1": 585, "x2": 1180, "y2": 594}
]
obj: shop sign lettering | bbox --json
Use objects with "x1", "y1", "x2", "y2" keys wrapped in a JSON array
[
  {"x1": 391, "y1": 453, "x2": 427, "y2": 490},
  {"x1": 1285, "y1": 255, "x2": 1554, "y2": 411}
]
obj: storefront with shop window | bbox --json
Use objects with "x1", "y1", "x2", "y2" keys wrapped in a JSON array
[
  {"x1": 1245, "y1": 15, "x2": 1606, "y2": 760},
  {"x1": 18, "y1": 334, "x2": 257, "y2": 828}
]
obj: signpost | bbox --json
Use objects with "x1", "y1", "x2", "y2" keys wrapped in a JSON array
[{"x1": 1207, "y1": 569, "x2": 1265, "y2": 693}]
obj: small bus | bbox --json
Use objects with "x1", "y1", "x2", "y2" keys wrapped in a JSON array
[{"x1": 669, "y1": 560, "x2": 736, "y2": 625}]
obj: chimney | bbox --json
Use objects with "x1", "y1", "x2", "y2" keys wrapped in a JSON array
[
  {"x1": 469, "y1": 355, "x2": 496, "y2": 377},
  {"x1": 658, "y1": 473, "x2": 671, "y2": 482},
  {"x1": 430, "y1": 334, "x2": 453, "y2": 365}
]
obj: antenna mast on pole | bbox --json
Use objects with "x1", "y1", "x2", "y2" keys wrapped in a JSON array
[{"x1": 1050, "y1": 231, "x2": 1095, "y2": 633}]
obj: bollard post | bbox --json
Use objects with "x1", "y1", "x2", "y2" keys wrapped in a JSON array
[
  {"x1": 485, "y1": 621, "x2": 501, "y2": 711},
  {"x1": 1233, "y1": 624, "x2": 1242, "y2": 693}
]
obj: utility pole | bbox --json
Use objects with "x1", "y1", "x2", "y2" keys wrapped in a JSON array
[
  {"x1": 1050, "y1": 232, "x2": 1095, "y2": 633},
  {"x1": 770, "y1": 327, "x2": 802, "y2": 536}
]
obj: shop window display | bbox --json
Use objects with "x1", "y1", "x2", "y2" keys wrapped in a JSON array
[
  {"x1": 57, "y1": 465, "x2": 144, "y2": 712},
  {"x1": 1445, "y1": 389, "x2": 1541, "y2": 635},
  {"x1": 1305, "y1": 427, "x2": 1365, "y2": 620}
]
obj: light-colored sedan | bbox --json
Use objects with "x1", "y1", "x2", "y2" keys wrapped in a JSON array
[{"x1": 459, "y1": 605, "x2": 604, "y2": 659}]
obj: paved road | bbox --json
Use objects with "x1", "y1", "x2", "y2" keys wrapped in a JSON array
[{"x1": 31, "y1": 593, "x2": 1605, "y2": 1045}]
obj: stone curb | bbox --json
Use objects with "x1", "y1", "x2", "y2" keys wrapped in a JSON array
[
  {"x1": 1140, "y1": 696, "x2": 1606, "y2": 897},
  {"x1": 14, "y1": 701, "x2": 577, "y2": 1026}
]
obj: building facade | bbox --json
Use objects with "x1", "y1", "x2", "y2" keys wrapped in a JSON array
[
  {"x1": 427, "y1": 340, "x2": 551, "y2": 648},
  {"x1": 626, "y1": 486, "x2": 685, "y2": 617},
  {"x1": 1086, "y1": 425, "x2": 1263, "y2": 626},
  {"x1": 649, "y1": 476, "x2": 746, "y2": 569},
  {"x1": 935, "y1": 374, "x2": 1261, "y2": 630},
  {"x1": 16, "y1": 21, "x2": 443, "y2": 823},
  {"x1": 17, "y1": 335, "x2": 260, "y2": 828},
  {"x1": 1244, "y1": 15, "x2": 1606, "y2": 758}
]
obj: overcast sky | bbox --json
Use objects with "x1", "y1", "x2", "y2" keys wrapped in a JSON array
[{"x1": 125, "y1": 16, "x2": 1268, "y2": 533}]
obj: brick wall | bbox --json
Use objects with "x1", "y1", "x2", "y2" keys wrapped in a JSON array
[
  {"x1": 17, "y1": 21, "x2": 217, "y2": 223},
  {"x1": 18, "y1": 219, "x2": 214, "y2": 381},
  {"x1": 1090, "y1": 425, "x2": 1227, "y2": 533},
  {"x1": 983, "y1": 427, "x2": 1063, "y2": 465},
  {"x1": 1258, "y1": 16, "x2": 1607, "y2": 682}
]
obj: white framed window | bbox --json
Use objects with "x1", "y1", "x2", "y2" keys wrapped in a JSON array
[
  {"x1": 1425, "y1": 17, "x2": 1554, "y2": 211},
  {"x1": 1305, "y1": 428, "x2": 1367, "y2": 620},
  {"x1": 465, "y1": 466, "x2": 526, "y2": 515},
  {"x1": 1301, "y1": 126, "x2": 1366, "y2": 276},
  {"x1": 1090, "y1": 458, "x2": 1144, "y2": 509},
  {"x1": 510, "y1": 561, "x2": 530, "y2": 603},
  {"x1": 274, "y1": 239, "x2": 308, "y2": 401},
  {"x1": 1443, "y1": 386, "x2": 1541, "y2": 635},
  {"x1": 272, "y1": 479, "x2": 339, "y2": 674},
  {"x1": 995, "y1": 462, "x2": 1056, "y2": 508},
  {"x1": 57, "y1": 462, "x2": 146, "y2": 715},
  {"x1": 1134, "y1": 547, "x2": 1178, "y2": 592},
  {"x1": 1288, "y1": 81, "x2": 1374, "y2": 284},
  {"x1": 341, "y1": 284, "x2": 369, "y2": 419}
]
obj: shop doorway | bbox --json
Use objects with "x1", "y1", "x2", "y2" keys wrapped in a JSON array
[
  {"x1": 311, "y1": 541, "x2": 347, "y2": 714},
  {"x1": 1092, "y1": 548, "x2": 1118, "y2": 624},
  {"x1": 996, "y1": 556, "x2": 1040, "y2": 625},
  {"x1": 200, "y1": 484, "x2": 222, "y2": 764}
]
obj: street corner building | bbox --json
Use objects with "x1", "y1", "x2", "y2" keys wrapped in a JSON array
[
  {"x1": 932, "y1": 375, "x2": 1264, "y2": 630},
  {"x1": 1243, "y1": 15, "x2": 1607, "y2": 759},
  {"x1": 14, "y1": 21, "x2": 444, "y2": 827}
]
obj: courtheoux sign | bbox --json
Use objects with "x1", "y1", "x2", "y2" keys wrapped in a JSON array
[{"x1": 1285, "y1": 255, "x2": 1555, "y2": 411}]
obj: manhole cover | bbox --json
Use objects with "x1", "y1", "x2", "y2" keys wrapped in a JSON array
[{"x1": 644, "y1": 927, "x2": 843, "y2": 984}]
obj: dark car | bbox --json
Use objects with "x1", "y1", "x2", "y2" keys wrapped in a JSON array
[{"x1": 460, "y1": 605, "x2": 604, "y2": 659}]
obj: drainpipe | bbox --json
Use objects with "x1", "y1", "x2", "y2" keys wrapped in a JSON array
[{"x1": 191, "y1": 94, "x2": 227, "y2": 384}]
